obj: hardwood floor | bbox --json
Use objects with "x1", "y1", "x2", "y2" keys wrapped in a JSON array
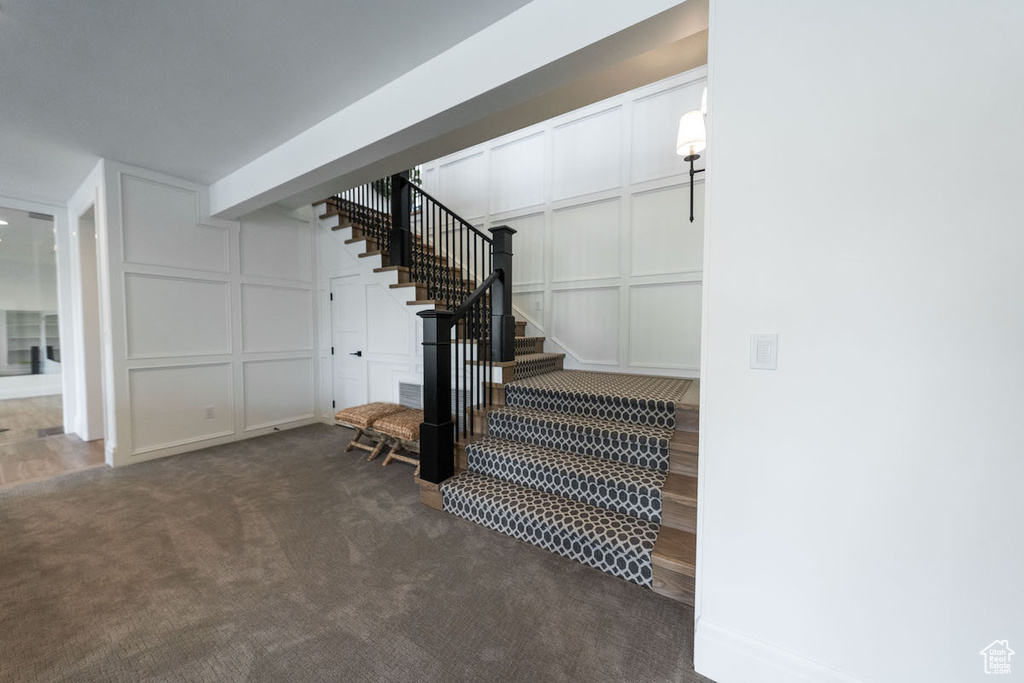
[
  {"x1": 0, "y1": 394, "x2": 64, "y2": 445},
  {"x1": 0, "y1": 434, "x2": 105, "y2": 489}
]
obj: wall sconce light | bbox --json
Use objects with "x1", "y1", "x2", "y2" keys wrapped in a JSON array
[{"x1": 676, "y1": 91, "x2": 707, "y2": 223}]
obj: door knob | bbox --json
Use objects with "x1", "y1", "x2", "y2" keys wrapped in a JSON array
[{"x1": 349, "y1": 351, "x2": 363, "y2": 357}]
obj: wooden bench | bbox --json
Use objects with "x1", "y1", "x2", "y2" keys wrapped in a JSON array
[
  {"x1": 372, "y1": 409, "x2": 423, "y2": 475},
  {"x1": 334, "y1": 402, "x2": 408, "y2": 461}
]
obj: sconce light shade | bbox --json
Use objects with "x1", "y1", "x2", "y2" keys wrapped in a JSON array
[{"x1": 676, "y1": 110, "x2": 706, "y2": 158}]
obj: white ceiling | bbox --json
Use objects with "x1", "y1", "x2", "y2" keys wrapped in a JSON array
[
  {"x1": 0, "y1": 207, "x2": 56, "y2": 266},
  {"x1": 0, "y1": 0, "x2": 533, "y2": 203}
]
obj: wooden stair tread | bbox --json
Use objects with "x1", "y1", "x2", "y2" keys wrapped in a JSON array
[
  {"x1": 670, "y1": 430, "x2": 699, "y2": 453},
  {"x1": 678, "y1": 382, "x2": 700, "y2": 409},
  {"x1": 374, "y1": 265, "x2": 409, "y2": 273},
  {"x1": 407, "y1": 300, "x2": 446, "y2": 307},
  {"x1": 389, "y1": 282, "x2": 419, "y2": 289},
  {"x1": 652, "y1": 527, "x2": 696, "y2": 577},
  {"x1": 359, "y1": 250, "x2": 386, "y2": 258},
  {"x1": 345, "y1": 236, "x2": 375, "y2": 245},
  {"x1": 662, "y1": 473, "x2": 697, "y2": 506}
]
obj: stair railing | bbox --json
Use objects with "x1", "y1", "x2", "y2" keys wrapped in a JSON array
[{"x1": 328, "y1": 173, "x2": 515, "y2": 486}]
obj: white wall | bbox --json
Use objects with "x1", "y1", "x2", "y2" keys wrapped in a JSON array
[
  {"x1": 421, "y1": 67, "x2": 706, "y2": 377},
  {"x1": 86, "y1": 161, "x2": 318, "y2": 466},
  {"x1": 696, "y1": 2, "x2": 1024, "y2": 683},
  {"x1": 0, "y1": 261, "x2": 58, "y2": 311}
]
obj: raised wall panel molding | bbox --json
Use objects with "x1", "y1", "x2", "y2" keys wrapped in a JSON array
[
  {"x1": 551, "y1": 198, "x2": 621, "y2": 283},
  {"x1": 439, "y1": 151, "x2": 487, "y2": 219},
  {"x1": 128, "y1": 362, "x2": 235, "y2": 455},
  {"x1": 489, "y1": 132, "x2": 546, "y2": 215},
  {"x1": 631, "y1": 183, "x2": 705, "y2": 277},
  {"x1": 552, "y1": 106, "x2": 623, "y2": 201},
  {"x1": 242, "y1": 357, "x2": 315, "y2": 431},
  {"x1": 240, "y1": 283, "x2": 314, "y2": 353},
  {"x1": 628, "y1": 281, "x2": 702, "y2": 370},
  {"x1": 240, "y1": 212, "x2": 314, "y2": 282},
  {"x1": 120, "y1": 173, "x2": 230, "y2": 273},
  {"x1": 364, "y1": 283, "x2": 412, "y2": 357},
  {"x1": 124, "y1": 273, "x2": 232, "y2": 360},
  {"x1": 550, "y1": 286, "x2": 620, "y2": 366}
]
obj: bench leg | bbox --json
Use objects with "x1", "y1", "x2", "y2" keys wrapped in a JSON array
[
  {"x1": 366, "y1": 437, "x2": 387, "y2": 462},
  {"x1": 381, "y1": 441, "x2": 402, "y2": 468},
  {"x1": 344, "y1": 428, "x2": 363, "y2": 453}
]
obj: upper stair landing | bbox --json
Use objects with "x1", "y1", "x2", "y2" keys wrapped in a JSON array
[{"x1": 504, "y1": 370, "x2": 697, "y2": 429}]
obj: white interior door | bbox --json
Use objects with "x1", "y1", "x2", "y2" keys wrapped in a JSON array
[{"x1": 331, "y1": 276, "x2": 367, "y2": 409}]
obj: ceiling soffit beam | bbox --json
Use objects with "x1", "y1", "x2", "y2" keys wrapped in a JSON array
[{"x1": 209, "y1": 0, "x2": 708, "y2": 219}]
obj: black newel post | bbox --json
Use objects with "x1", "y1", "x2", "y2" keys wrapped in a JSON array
[
  {"x1": 489, "y1": 226, "x2": 516, "y2": 363},
  {"x1": 417, "y1": 309, "x2": 456, "y2": 484},
  {"x1": 390, "y1": 171, "x2": 412, "y2": 268}
]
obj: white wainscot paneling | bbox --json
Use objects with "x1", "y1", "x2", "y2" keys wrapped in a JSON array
[
  {"x1": 630, "y1": 82, "x2": 705, "y2": 184},
  {"x1": 319, "y1": 354, "x2": 332, "y2": 415},
  {"x1": 631, "y1": 185, "x2": 704, "y2": 276},
  {"x1": 241, "y1": 214, "x2": 312, "y2": 281},
  {"x1": 319, "y1": 229, "x2": 360, "y2": 276},
  {"x1": 125, "y1": 274, "x2": 230, "y2": 358},
  {"x1": 552, "y1": 107, "x2": 622, "y2": 200},
  {"x1": 513, "y1": 291, "x2": 544, "y2": 322},
  {"x1": 368, "y1": 362, "x2": 397, "y2": 403},
  {"x1": 504, "y1": 213, "x2": 545, "y2": 285},
  {"x1": 439, "y1": 152, "x2": 487, "y2": 219},
  {"x1": 121, "y1": 174, "x2": 227, "y2": 272},
  {"x1": 243, "y1": 358, "x2": 314, "y2": 429},
  {"x1": 550, "y1": 288, "x2": 619, "y2": 364},
  {"x1": 130, "y1": 363, "x2": 233, "y2": 453},
  {"x1": 552, "y1": 199, "x2": 620, "y2": 282},
  {"x1": 241, "y1": 284, "x2": 313, "y2": 353},
  {"x1": 490, "y1": 133, "x2": 545, "y2": 214},
  {"x1": 629, "y1": 282, "x2": 702, "y2": 368},
  {"x1": 365, "y1": 284, "x2": 410, "y2": 356},
  {"x1": 318, "y1": 288, "x2": 331, "y2": 350}
]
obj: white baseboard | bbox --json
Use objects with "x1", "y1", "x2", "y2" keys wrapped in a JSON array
[
  {"x1": 694, "y1": 618, "x2": 862, "y2": 683},
  {"x1": 109, "y1": 417, "x2": 323, "y2": 467}
]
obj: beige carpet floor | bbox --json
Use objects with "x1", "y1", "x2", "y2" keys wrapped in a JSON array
[{"x1": 0, "y1": 424, "x2": 708, "y2": 683}]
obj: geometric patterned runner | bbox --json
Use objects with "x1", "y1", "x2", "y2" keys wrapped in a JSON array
[
  {"x1": 465, "y1": 435, "x2": 666, "y2": 522},
  {"x1": 442, "y1": 471, "x2": 659, "y2": 587},
  {"x1": 504, "y1": 370, "x2": 693, "y2": 428}
]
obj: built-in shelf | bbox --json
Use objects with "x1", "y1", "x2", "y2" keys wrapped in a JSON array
[{"x1": 2, "y1": 310, "x2": 61, "y2": 370}]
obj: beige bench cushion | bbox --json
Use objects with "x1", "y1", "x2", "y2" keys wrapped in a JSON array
[
  {"x1": 373, "y1": 409, "x2": 423, "y2": 442},
  {"x1": 334, "y1": 402, "x2": 406, "y2": 429}
]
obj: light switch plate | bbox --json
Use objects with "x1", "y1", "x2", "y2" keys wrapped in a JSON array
[{"x1": 750, "y1": 334, "x2": 778, "y2": 370}]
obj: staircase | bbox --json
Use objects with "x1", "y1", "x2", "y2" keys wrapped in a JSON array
[
  {"x1": 316, "y1": 177, "x2": 699, "y2": 605},
  {"x1": 450, "y1": 363, "x2": 699, "y2": 603}
]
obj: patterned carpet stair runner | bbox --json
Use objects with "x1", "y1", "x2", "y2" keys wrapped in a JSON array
[
  {"x1": 485, "y1": 405, "x2": 673, "y2": 472},
  {"x1": 442, "y1": 472, "x2": 660, "y2": 586},
  {"x1": 512, "y1": 353, "x2": 565, "y2": 380},
  {"x1": 464, "y1": 435, "x2": 665, "y2": 522},
  {"x1": 504, "y1": 370, "x2": 687, "y2": 428},
  {"x1": 514, "y1": 336, "x2": 545, "y2": 355},
  {"x1": 441, "y1": 361, "x2": 692, "y2": 589}
]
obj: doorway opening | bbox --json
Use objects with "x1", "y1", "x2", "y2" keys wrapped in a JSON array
[{"x1": 0, "y1": 207, "x2": 63, "y2": 446}]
